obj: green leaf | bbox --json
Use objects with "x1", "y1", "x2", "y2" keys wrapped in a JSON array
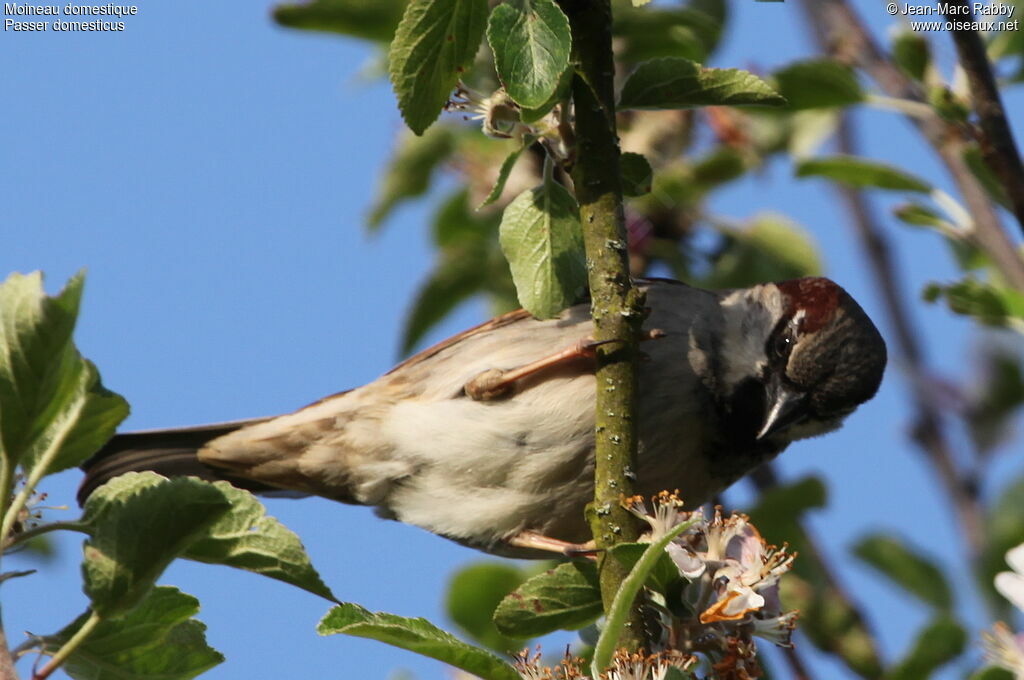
[
  {"x1": 520, "y1": 67, "x2": 572, "y2": 123},
  {"x1": 891, "y1": 29, "x2": 931, "y2": 81},
  {"x1": 744, "y1": 475, "x2": 827, "y2": 542},
  {"x1": 499, "y1": 177, "x2": 587, "y2": 319},
  {"x1": 964, "y1": 347, "x2": 1024, "y2": 453},
  {"x1": 796, "y1": 155, "x2": 932, "y2": 193},
  {"x1": 493, "y1": 561, "x2": 602, "y2": 637},
  {"x1": 487, "y1": 0, "x2": 571, "y2": 109},
  {"x1": 401, "y1": 252, "x2": 489, "y2": 354},
  {"x1": 319, "y1": 603, "x2": 519, "y2": 680},
  {"x1": 42, "y1": 587, "x2": 223, "y2": 680},
  {"x1": 927, "y1": 85, "x2": 971, "y2": 124},
  {"x1": 446, "y1": 562, "x2": 531, "y2": 653},
  {"x1": 81, "y1": 473, "x2": 233, "y2": 617},
  {"x1": 613, "y1": 3, "x2": 725, "y2": 65},
  {"x1": 772, "y1": 58, "x2": 863, "y2": 109},
  {"x1": 369, "y1": 126, "x2": 457, "y2": 229},
  {"x1": 749, "y1": 477, "x2": 883, "y2": 678},
  {"x1": 481, "y1": 134, "x2": 538, "y2": 208},
  {"x1": 893, "y1": 203, "x2": 951, "y2": 230},
  {"x1": 621, "y1": 152, "x2": 653, "y2": 197},
  {"x1": 851, "y1": 533, "x2": 952, "y2": 610},
  {"x1": 692, "y1": 147, "x2": 747, "y2": 187},
  {"x1": 0, "y1": 271, "x2": 129, "y2": 476},
  {"x1": 964, "y1": 143, "x2": 1012, "y2": 209},
  {"x1": 886, "y1": 616, "x2": 966, "y2": 680},
  {"x1": 971, "y1": 667, "x2": 1016, "y2": 680},
  {"x1": 591, "y1": 517, "x2": 698, "y2": 679},
  {"x1": 608, "y1": 542, "x2": 680, "y2": 593},
  {"x1": 923, "y1": 278, "x2": 1024, "y2": 326},
  {"x1": 273, "y1": 0, "x2": 406, "y2": 42},
  {"x1": 705, "y1": 214, "x2": 822, "y2": 290},
  {"x1": 401, "y1": 190, "x2": 505, "y2": 354},
  {"x1": 619, "y1": 58, "x2": 786, "y2": 110},
  {"x1": 183, "y1": 481, "x2": 336, "y2": 602},
  {"x1": 388, "y1": 0, "x2": 488, "y2": 134}
]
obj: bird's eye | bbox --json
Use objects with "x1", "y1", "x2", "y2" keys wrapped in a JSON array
[{"x1": 770, "y1": 332, "x2": 793, "y2": 361}]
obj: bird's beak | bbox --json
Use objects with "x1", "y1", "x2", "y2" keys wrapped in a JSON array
[{"x1": 757, "y1": 374, "x2": 808, "y2": 440}]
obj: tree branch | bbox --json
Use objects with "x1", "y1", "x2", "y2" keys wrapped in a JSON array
[
  {"x1": 808, "y1": 0, "x2": 1024, "y2": 291},
  {"x1": 834, "y1": 117, "x2": 986, "y2": 557},
  {"x1": 942, "y1": 0, "x2": 1024, "y2": 232},
  {"x1": 558, "y1": 0, "x2": 646, "y2": 650},
  {"x1": 799, "y1": 0, "x2": 988, "y2": 567}
]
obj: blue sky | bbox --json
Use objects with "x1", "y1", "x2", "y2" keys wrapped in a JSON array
[{"x1": 3, "y1": 1, "x2": 1023, "y2": 678}]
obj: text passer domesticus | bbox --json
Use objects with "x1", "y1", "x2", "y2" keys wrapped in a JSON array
[{"x1": 80, "y1": 277, "x2": 886, "y2": 557}]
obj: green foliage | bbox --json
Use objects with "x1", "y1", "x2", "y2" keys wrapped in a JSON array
[
  {"x1": 445, "y1": 562, "x2": 531, "y2": 653},
  {"x1": 964, "y1": 143, "x2": 1012, "y2": 209},
  {"x1": 612, "y1": 2, "x2": 725, "y2": 64},
  {"x1": 273, "y1": 0, "x2": 405, "y2": 42},
  {"x1": 886, "y1": 616, "x2": 966, "y2": 680},
  {"x1": 749, "y1": 477, "x2": 883, "y2": 679},
  {"x1": 481, "y1": 134, "x2": 539, "y2": 208},
  {"x1": 852, "y1": 533, "x2": 953, "y2": 610},
  {"x1": 620, "y1": 152, "x2": 653, "y2": 196},
  {"x1": 519, "y1": 67, "x2": 572, "y2": 123},
  {"x1": 81, "y1": 473, "x2": 234, "y2": 617},
  {"x1": 706, "y1": 214, "x2": 822, "y2": 289},
  {"x1": 772, "y1": 58, "x2": 864, "y2": 110},
  {"x1": 608, "y1": 542, "x2": 679, "y2": 592},
  {"x1": 0, "y1": 271, "x2": 129, "y2": 477},
  {"x1": 369, "y1": 126, "x2": 457, "y2": 228},
  {"x1": 318, "y1": 603, "x2": 520, "y2": 680},
  {"x1": 499, "y1": 174, "x2": 587, "y2": 319},
  {"x1": 182, "y1": 481, "x2": 337, "y2": 602},
  {"x1": 964, "y1": 347, "x2": 1024, "y2": 453},
  {"x1": 487, "y1": 0, "x2": 571, "y2": 109},
  {"x1": 589, "y1": 518, "x2": 698, "y2": 680},
  {"x1": 400, "y1": 189, "x2": 513, "y2": 354},
  {"x1": 493, "y1": 561, "x2": 602, "y2": 637},
  {"x1": 388, "y1": 0, "x2": 488, "y2": 134},
  {"x1": 618, "y1": 58, "x2": 785, "y2": 111},
  {"x1": 893, "y1": 203, "x2": 952, "y2": 230},
  {"x1": 890, "y1": 29, "x2": 931, "y2": 82},
  {"x1": 923, "y1": 278, "x2": 1024, "y2": 327},
  {"x1": 796, "y1": 155, "x2": 932, "y2": 193},
  {"x1": 744, "y1": 475, "x2": 827, "y2": 540},
  {"x1": 42, "y1": 588, "x2": 223, "y2": 680}
]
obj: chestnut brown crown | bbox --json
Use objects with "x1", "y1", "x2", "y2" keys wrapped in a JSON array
[{"x1": 772, "y1": 278, "x2": 887, "y2": 421}]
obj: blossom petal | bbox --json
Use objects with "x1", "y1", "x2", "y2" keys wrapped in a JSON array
[
  {"x1": 699, "y1": 586, "x2": 765, "y2": 623},
  {"x1": 996, "y1": 571, "x2": 1024, "y2": 614},
  {"x1": 666, "y1": 543, "x2": 706, "y2": 579},
  {"x1": 1007, "y1": 543, "x2": 1024, "y2": 576}
]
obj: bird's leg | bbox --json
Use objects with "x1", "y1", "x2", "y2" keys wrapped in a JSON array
[
  {"x1": 465, "y1": 329, "x2": 666, "y2": 401},
  {"x1": 506, "y1": 530, "x2": 598, "y2": 558}
]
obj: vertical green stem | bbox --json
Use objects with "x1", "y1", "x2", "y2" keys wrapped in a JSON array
[{"x1": 557, "y1": 0, "x2": 646, "y2": 651}]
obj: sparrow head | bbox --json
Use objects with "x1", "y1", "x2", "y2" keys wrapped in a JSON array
[{"x1": 718, "y1": 277, "x2": 887, "y2": 442}]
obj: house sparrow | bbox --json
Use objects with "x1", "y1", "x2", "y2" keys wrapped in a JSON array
[{"x1": 79, "y1": 277, "x2": 886, "y2": 557}]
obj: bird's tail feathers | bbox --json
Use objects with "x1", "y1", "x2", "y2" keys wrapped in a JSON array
[{"x1": 78, "y1": 418, "x2": 286, "y2": 505}]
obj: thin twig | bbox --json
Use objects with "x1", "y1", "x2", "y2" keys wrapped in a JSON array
[
  {"x1": 941, "y1": 0, "x2": 1024, "y2": 231},
  {"x1": 794, "y1": 0, "x2": 987, "y2": 561},
  {"x1": 809, "y1": 0, "x2": 1024, "y2": 291},
  {"x1": 781, "y1": 645, "x2": 812, "y2": 680},
  {"x1": 833, "y1": 118, "x2": 985, "y2": 557}
]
